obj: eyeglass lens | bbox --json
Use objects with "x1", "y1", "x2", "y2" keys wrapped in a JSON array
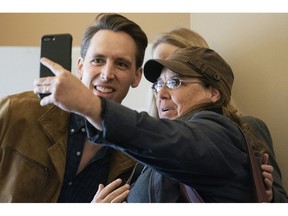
[{"x1": 152, "y1": 78, "x2": 181, "y2": 93}]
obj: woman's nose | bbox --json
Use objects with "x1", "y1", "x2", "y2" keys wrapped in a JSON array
[{"x1": 157, "y1": 86, "x2": 171, "y2": 100}]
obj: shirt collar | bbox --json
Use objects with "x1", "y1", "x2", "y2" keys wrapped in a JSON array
[{"x1": 69, "y1": 113, "x2": 86, "y2": 135}]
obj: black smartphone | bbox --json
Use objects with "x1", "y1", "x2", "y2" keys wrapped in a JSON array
[{"x1": 39, "y1": 33, "x2": 73, "y2": 99}]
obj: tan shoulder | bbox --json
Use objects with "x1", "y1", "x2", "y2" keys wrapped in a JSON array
[{"x1": 2, "y1": 91, "x2": 39, "y2": 101}]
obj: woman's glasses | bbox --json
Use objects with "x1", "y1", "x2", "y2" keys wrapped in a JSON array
[{"x1": 151, "y1": 78, "x2": 201, "y2": 93}]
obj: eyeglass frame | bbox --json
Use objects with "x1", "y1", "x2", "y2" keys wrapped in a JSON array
[{"x1": 151, "y1": 77, "x2": 202, "y2": 93}]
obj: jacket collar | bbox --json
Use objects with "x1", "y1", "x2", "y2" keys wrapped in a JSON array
[{"x1": 179, "y1": 104, "x2": 223, "y2": 121}]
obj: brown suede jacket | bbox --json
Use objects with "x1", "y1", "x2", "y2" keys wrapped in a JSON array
[{"x1": 0, "y1": 91, "x2": 135, "y2": 202}]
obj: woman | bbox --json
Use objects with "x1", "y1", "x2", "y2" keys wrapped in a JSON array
[
  {"x1": 147, "y1": 28, "x2": 287, "y2": 202},
  {"x1": 86, "y1": 46, "x2": 269, "y2": 202},
  {"x1": 91, "y1": 29, "x2": 286, "y2": 203}
]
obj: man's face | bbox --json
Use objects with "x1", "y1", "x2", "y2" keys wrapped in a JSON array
[{"x1": 77, "y1": 30, "x2": 142, "y2": 103}]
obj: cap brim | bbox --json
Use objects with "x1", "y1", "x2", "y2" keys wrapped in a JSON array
[{"x1": 144, "y1": 59, "x2": 202, "y2": 83}]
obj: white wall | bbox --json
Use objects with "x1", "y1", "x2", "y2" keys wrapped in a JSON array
[
  {"x1": 0, "y1": 47, "x2": 39, "y2": 97},
  {"x1": 0, "y1": 47, "x2": 78, "y2": 98},
  {"x1": 0, "y1": 45, "x2": 152, "y2": 111}
]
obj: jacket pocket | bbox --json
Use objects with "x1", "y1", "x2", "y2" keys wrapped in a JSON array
[{"x1": 0, "y1": 147, "x2": 56, "y2": 202}]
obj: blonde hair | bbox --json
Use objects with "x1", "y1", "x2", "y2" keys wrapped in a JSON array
[{"x1": 152, "y1": 28, "x2": 209, "y2": 52}]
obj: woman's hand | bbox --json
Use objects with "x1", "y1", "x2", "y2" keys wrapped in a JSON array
[
  {"x1": 261, "y1": 153, "x2": 273, "y2": 202},
  {"x1": 91, "y1": 179, "x2": 130, "y2": 203}
]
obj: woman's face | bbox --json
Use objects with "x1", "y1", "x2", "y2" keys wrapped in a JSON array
[
  {"x1": 152, "y1": 42, "x2": 220, "y2": 119},
  {"x1": 154, "y1": 69, "x2": 216, "y2": 120}
]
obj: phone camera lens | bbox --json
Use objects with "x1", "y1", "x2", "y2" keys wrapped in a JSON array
[{"x1": 43, "y1": 36, "x2": 55, "y2": 42}]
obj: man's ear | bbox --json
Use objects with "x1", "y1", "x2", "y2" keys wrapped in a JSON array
[
  {"x1": 131, "y1": 67, "x2": 143, "y2": 88},
  {"x1": 209, "y1": 87, "x2": 221, "y2": 103},
  {"x1": 76, "y1": 57, "x2": 84, "y2": 79}
]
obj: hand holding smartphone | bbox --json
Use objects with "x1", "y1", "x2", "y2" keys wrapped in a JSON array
[{"x1": 39, "y1": 33, "x2": 72, "y2": 99}]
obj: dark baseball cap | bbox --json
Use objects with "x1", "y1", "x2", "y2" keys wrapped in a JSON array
[{"x1": 144, "y1": 46, "x2": 234, "y2": 104}]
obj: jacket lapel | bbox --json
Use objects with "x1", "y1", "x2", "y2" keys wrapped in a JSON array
[{"x1": 39, "y1": 105, "x2": 70, "y2": 182}]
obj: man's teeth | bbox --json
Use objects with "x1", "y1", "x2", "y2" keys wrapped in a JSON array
[{"x1": 96, "y1": 86, "x2": 113, "y2": 93}]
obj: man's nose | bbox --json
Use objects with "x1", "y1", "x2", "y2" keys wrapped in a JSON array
[{"x1": 100, "y1": 63, "x2": 115, "y2": 81}]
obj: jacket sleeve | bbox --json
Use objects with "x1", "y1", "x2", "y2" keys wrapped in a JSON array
[{"x1": 87, "y1": 99, "x2": 249, "y2": 188}]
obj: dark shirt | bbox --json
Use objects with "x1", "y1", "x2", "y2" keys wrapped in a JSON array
[{"x1": 58, "y1": 113, "x2": 111, "y2": 203}]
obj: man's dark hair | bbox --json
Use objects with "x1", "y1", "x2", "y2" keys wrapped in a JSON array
[{"x1": 81, "y1": 13, "x2": 148, "y2": 69}]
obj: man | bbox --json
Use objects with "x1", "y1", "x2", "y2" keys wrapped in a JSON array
[{"x1": 0, "y1": 13, "x2": 148, "y2": 202}]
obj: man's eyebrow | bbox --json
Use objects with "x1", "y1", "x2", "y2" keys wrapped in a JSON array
[
  {"x1": 90, "y1": 54, "x2": 105, "y2": 58},
  {"x1": 115, "y1": 57, "x2": 133, "y2": 65},
  {"x1": 117, "y1": 57, "x2": 131, "y2": 62}
]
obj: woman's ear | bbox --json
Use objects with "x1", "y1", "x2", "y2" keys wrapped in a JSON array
[
  {"x1": 76, "y1": 57, "x2": 84, "y2": 79},
  {"x1": 131, "y1": 68, "x2": 143, "y2": 88},
  {"x1": 209, "y1": 87, "x2": 221, "y2": 103}
]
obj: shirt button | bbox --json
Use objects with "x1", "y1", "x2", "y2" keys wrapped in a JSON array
[
  {"x1": 71, "y1": 128, "x2": 75, "y2": 133},
  {"x1": 68, "y1": 181, "x2": 72, "y2": 186},
  {"x1": 81, "y1": 128, "x2": 86, "y2": 132},
  {"x1": 76, "y1": 151, "x2": 81, "y2": 156}
]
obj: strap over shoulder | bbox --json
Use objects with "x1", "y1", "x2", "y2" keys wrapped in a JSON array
[{"x1": 179, "y1": 183, "x2": 204, "y2": 203}]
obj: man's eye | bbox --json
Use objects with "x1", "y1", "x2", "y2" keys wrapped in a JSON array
[
  {"x1": 91, "y1": 58, "x2": 104, "y2": 64},
  {"x1": 116, "y1": 61, "x2": 128, "y2": 69}
]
